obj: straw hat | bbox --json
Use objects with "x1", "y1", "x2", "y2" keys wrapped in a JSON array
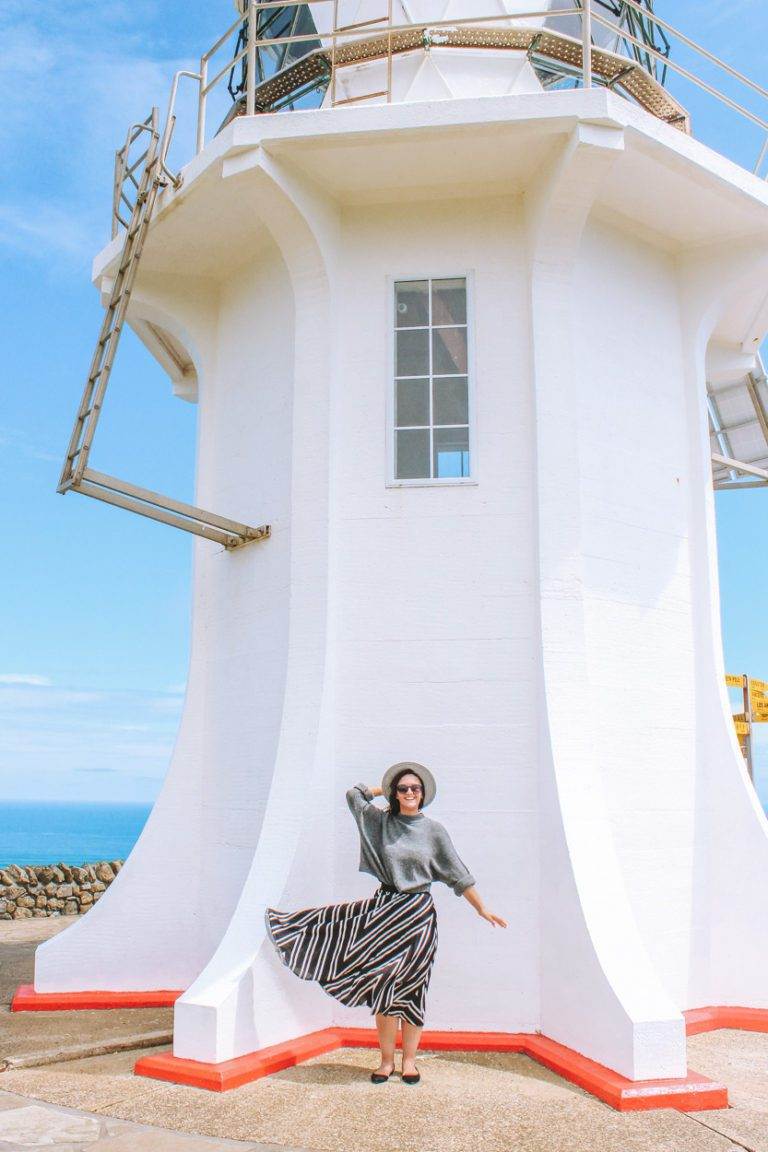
[{"x1": 381, "y1": 761, "x2": 436, "y2": 808}]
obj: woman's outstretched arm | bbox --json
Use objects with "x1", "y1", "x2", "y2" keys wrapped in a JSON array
[{"x1": 461, "y1": 884, "x2": 507, "y2": 928}]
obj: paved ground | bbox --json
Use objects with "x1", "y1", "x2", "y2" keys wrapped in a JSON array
[
  {"x1": 0, "y1": 917, "x2": 72, "y2": 1005},
  {"x1": 0, "y1": 1089, "x2": 289, "y2": 1150},
  {"x1": 2, "y1": 919, "x2": 767, "y2": 1152},
  {"x1": 0, "y1": 918, "x2": 172, "y2": 1069}
]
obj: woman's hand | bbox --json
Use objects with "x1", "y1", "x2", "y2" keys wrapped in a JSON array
[
  {"x1": 368, "y1": 785, "x2": 384, "y2": 798},
  {"x1": 462, "y1": 886, "x2": 507, "y2": 926},
  {"x1": 478, "y1": 908, "x2": 508, "y2": 928}
]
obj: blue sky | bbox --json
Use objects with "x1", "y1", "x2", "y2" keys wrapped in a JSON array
[{"x1": 1, "y1": 1, "x2": 768, "y2": 804}]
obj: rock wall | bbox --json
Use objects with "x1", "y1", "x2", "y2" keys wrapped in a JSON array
[{"x1": 0, "y1": 862, "x2": 122, "y2": 919}]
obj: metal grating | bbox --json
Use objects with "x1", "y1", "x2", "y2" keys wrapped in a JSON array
[
  {"x1": 226, "y1": 22, "x2": 689, "y2": 131},
  {"x1": 709, "y1": 355, "x2": 768, "y2": 489}
]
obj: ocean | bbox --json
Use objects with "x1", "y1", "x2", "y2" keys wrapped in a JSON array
[{"x1": 0, "y1": 802, "x2": 153, "y2": 869}]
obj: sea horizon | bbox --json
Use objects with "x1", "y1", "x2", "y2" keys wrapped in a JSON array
[
  {"x1": 0, "y1": 800, "x2": 153, "y2": 869},
  {"x1": 2, "y1": 782, "x2": 766, "y2": 872}
]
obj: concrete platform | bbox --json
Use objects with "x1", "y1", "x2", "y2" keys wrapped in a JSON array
[
  {"x1": 2, "y1": 1036, "x2": 768, "y2": 1152},
  {"x1": 2, "y1": 920, "x2": 767, "y2": 1151},
  {"x1": 0, "y1": 919, "x2": 172, "y2": 1070},
  {"x1": 0, "y1": 1089, "x2": 294, "y2": 1150},
  {"x1": 0, "y1": 917, "x2": 72, "y2": 1006}
]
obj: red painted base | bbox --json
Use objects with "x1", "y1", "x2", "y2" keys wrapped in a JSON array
[
  {"x1": 684, "y1": 1005, "x2": 768, "y2": 1035},
  {"x1": 11, "y1": 984, "x2": 183, "y2": 1012},
  {"x1": 135, "y1": 1025, "x2": 729, "y2": 1111},
  {"x1": 17, "y1": 980, "x2": 768, "y2": 1112}
]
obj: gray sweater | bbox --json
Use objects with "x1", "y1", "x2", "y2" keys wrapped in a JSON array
[{"x1": 346, "y1": 783, "x2": 476, "y2": 896}]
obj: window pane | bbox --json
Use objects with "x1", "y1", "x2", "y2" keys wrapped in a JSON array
[
  {"x1": 395, "y1": 281, "x2": 429, "y2": 328},
  {"x1": 433, "y1": 377, "x2": 468, "y2": 425},
  {"x1": 285, "y1": 9, "x2": 322, "y2": 63},
  {"x1": 396, "y1": 429, "x2": 430, "y2": 479},
  {"x1": 434, "y1": 426, "x2": 470, "y2": 478},
  {"x1": 396, "y1": 378, "x2": 429, "y2": 427},
  {"x1": 432, "y1": 327, "x2": 467, "y2": 375},
  {"x1": 396, "y1": 328, "x2": 429, "y2": 376},
  {"x1": 432, "y1": 278, "x2": 467, "y2": 326}
]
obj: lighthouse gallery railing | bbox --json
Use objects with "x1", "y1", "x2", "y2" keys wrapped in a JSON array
[{"x1": 155, "y1": 0, "x2": 768, "y2": 177}]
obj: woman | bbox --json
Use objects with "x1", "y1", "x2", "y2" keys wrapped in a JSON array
[{"x1": 264, "y1": 761, "x2": 507, "y2": 1085}]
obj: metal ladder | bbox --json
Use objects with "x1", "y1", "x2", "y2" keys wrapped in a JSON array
[{"x1": 58, "y1": 108, "x2": 269, "y2": 551}]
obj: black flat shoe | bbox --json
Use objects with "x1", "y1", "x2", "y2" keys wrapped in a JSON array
[
  {"x1": 370, "y1": 1068, "x2": 394, "y2": 1083},
  {"x1": 401, "y1": 1068, "x2": 420, "y2": 1085}
]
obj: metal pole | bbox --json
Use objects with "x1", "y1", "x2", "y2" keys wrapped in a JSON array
[
  {"x1": 743, "y1": 674, "x2": 754, "y2": 782},
  {"x1": 197, "y1": 56, "x2": 207, "y2": 153},
  {"x1": 754, "y1": 132, "x2": 768, "y2": 177},
  {"x1": 246, "y1": 0, "x2": 257, "y2": 116},
  {"x1": 386, "y1": 0, "x2": 393, "y2": 103},
  {"x1": 582, "y1": 0, "x2": 592, "y2": 89},
  {"x1": 112, "y1": 149, "x2": 121, "y2": 239},
  {"x1": 331, "y1": 0, "x2": 338, "y2": 107}
]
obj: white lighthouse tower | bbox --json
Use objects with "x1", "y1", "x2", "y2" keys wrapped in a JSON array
[{"x1": 28, "y1": 0, "x2": 768, "y2": 1108}]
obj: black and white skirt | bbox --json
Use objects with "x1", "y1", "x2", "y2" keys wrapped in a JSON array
[{"x1": 264, "y1": 884, "x2": 438, "y2": 1026}]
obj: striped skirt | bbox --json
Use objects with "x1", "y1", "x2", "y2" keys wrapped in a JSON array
[{"x1": 264, "y1": 885, "x2": 438, "y2": 1026}]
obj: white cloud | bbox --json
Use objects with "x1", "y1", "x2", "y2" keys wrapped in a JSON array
[
  {"x1": 0, "y1": 202, "x2": 94, "y2": 261},
  {"x1": 0, "y1": 675, "x2": 179, "y2": 800},
  {"x1": 147, "y1": 694, "x2": 187, "y2": 714},
  {"x1": 0, "y1": 673, "x2": 52, "y2": 686},
  {"x1": 696, "y1": 0, "x2": 761, "y2": 27},
  {"x1": 0, "y1": 424, "x2": 61, "y2": 466},
  {"x1": 0, "y1": 685, "x2": 103, "y2": 708},
  {"x1": 0, "y1": 3, "x2": 196, "y2": 268}
]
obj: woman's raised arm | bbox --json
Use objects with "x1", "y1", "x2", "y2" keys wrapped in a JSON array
[{"x1": 345, "y1": 783, "x2": 384, "y2": 821}]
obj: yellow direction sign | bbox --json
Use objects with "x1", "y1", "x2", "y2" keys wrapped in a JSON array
[
  {"x1": 733, "y1": 720, "x2": 750, "y2": 735},
  {"x1": 749, "y1": 678, "x2": 768, "y2": 694},
  {"x1": 725, "y1": 674, "x2": 743, "y2": 688}
]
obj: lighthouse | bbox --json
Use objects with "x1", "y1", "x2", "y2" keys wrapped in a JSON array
[{"x1": 31, "y1": 0, "x2": 768, "y2": 1103}]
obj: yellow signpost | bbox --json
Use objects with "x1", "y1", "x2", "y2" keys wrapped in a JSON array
[{"x1": 726, "y1": 674, "x2": 755, "y2": 778}]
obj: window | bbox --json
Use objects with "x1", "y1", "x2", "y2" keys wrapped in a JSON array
[{"x1": 393, "y1": 277, "x2": 471, "y2": 482}]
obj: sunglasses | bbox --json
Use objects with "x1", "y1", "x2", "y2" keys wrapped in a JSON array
[{"x1": 395, "y1": 783, "x2": 423, "y2": 794}]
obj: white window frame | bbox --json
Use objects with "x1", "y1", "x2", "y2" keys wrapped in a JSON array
[{"x1": 386, "y1": 271, "x2": 478, "y2": 488}]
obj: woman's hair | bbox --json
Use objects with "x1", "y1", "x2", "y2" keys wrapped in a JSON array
[{"x1": 388, "y1": 767, "x2": 425, "y2": 816}]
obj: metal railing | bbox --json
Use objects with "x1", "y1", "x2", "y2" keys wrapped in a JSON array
[{"x1": 112, "y1": 0, "x2": 768, "y2": 237}]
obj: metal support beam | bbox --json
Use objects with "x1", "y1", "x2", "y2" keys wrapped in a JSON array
[
  {"x1": 707, "y1": 395, "x2": 738, "y2": 482},
  {"x1": 715, "y1": 480, "x2": 768, "y2": 489},
  {"x1": 246, "y1": 0, "x2": 257, "y2": 115},
  {"x1": 581, "y1": 0, "x2": 592, "y2": 89},
  {"x1": 745, "y1": 372, "x2": 768, "y2": 446},
  {"x1": 70, "y1": 470, "x2": 269, "y2": 550},
  {"x1": 711, "y1": 452, "x2": 768, "y2": 481}
]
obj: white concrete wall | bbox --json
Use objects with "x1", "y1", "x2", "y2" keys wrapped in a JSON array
[
  {"x1": 37, "y1": 241, "x2": 297, "y2": 991},
  {"x1": 329, "y1": 195, "x2": 539, "y2": 1032},
  {"x1": 574, "y1": 217, "x2": 703, "y2": 1008}
]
